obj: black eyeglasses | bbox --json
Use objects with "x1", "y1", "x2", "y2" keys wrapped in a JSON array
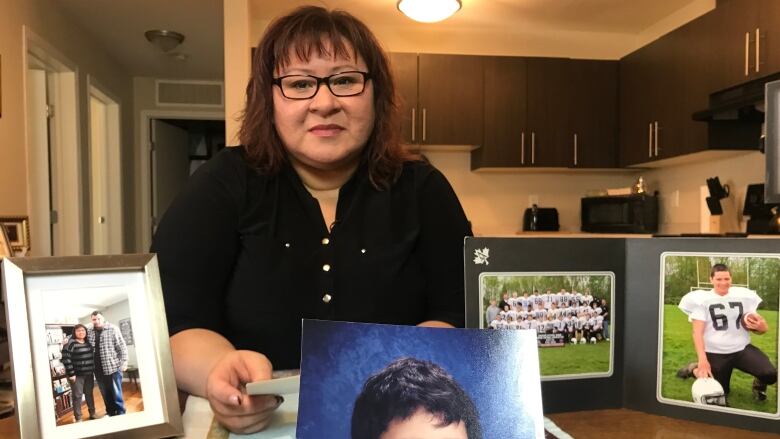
[{"x1": 272, "y1": 71, "x2": 370, "y2": 100}]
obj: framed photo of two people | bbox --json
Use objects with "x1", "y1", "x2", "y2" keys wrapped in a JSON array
[{"x1": 1, "y1": 254, "x2": 182, "y2": 438}]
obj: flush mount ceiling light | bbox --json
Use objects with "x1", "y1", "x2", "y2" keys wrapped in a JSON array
[
  {"x1": 144, "y1": 29, "x2": 185, "y2": 53},
  {"x1": 397, "y1": 0, "x2": 462, "y2": 23}
]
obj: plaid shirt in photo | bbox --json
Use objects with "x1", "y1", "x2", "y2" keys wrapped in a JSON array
[{"x1": 88, "y1": 322, "x2": 128, "y2": 375}]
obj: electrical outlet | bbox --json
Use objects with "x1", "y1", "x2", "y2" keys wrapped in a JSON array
[{"x1": 529, "y1": 194, "x2": 539, "y2": 206}]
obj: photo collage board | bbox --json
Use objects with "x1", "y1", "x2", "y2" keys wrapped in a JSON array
[{"x1": 464, "y1": 237, "x2": 779, "y2": 434}]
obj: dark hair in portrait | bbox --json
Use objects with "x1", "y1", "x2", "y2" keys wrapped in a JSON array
[
  {"x1": 90, "y1": 310, "x2": 102, "y2": 317},
  {"x1": 73, "y1": 323, "x2": 87, "y2": 333},
  {"x1": 351, "y1": 357, "x2": 482, "y2": 439},
  {"x1": 239, "y1": 5, "x2": 416, "y2": 190},
  {"x1": 710, "y1": 263, "x2": 730, "y2": 277}
]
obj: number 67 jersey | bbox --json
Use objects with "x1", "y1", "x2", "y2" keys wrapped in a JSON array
[{"x1": 678, "y1": 287, "x2": 762, "y2": 354}]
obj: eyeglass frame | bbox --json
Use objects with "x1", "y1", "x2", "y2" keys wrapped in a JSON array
[{"x1": 272, "y1": 71, "x2": 371, "y2": 100}]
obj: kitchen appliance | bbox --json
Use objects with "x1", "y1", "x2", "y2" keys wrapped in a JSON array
[
  {"x1": 522, "y1": 205, "x2": 559, "y2": 231},
  {"x1": 743, "y1": 183, "x2": 780, "y2": 234},
  {"x1": 581, "y1": 193, "x2": 658, "y2": 233}
]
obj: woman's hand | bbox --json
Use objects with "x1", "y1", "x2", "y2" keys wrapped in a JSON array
[{"x1": 205, "y1": 350, "x2": 282, "y2": 434}]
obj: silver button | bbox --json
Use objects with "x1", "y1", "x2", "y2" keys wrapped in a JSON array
[
  {"x1": 322, "y1": 238, "x2": 330, "y2": 245},
  {"x1": 284, "y1": 243, "x2": 291, "y2": 248},
  {"x1": 322, "y1": 293, "x2": 332, "y2": 303},
  {"x1": 322, "y1": 264, "x2": 331, "y2": 272},
  {"x1": 360, "y1": 248, "x2": 366, "y2": 254}
]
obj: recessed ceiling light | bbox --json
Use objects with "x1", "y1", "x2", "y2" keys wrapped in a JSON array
[{"x1": 397, "y1": 0, "x2": 462, "y2": 23}]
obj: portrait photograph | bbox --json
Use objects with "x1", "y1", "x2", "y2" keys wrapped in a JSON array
[
  {"x1": 296, "y1": 320, "x2": 545, "y2": 439},
  {"x1": 1, "y1": 255, "x2": 181, "y2": 438},
  {"x1": 478, "y1": 272, "x2": 615, "y2": 380},
  {"x1": 657, "y1": 252, "x2": 779, "y2": 419}
]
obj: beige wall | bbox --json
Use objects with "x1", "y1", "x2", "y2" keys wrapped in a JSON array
[{"x1": 0, "y1": 0, "x2": 134, "y2": 251}]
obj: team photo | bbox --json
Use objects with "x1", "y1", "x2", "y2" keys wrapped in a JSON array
[
  {"x1": 657, "y1": 253, "x2": 780, "y2": 418},
  {"x1": 478, "y1": 272, "x2": 614, "y2": 380}
]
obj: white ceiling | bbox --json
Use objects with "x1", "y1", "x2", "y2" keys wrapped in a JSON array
[{"x1": 53, "y1": 0, "x2": 702, "y2": 80}]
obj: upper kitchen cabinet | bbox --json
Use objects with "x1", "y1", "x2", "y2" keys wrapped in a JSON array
[
  {"x1": 568, "y1": 60, "x2": 618, "y2": 168},
  {"x1": 417, "y1": 54, "x2": 484, "y2": 146},
  {"x1": 708, "y1": 0, "x2": 780, "y2": 92},
  {"x1": 526, "y1": 57, "x2": 572, "y2": 167},
  {"x1": 475, "y1": 56, "x2": 528, "y2": 168},
  {"x1": 389, "y1": 52, "x2": 418, "y2": 145}
]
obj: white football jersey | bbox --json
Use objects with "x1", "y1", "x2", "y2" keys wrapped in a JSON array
[{"x1": 678, "y1": 287, "x2": 761, "y2": 354}]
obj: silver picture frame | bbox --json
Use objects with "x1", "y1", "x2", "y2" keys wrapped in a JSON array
[{"x1": 1, "y1": 254, "x2": 182, "y2": 438}]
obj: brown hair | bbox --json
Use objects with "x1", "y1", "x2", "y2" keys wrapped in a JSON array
[{"x1": 238, "y1": 6, "x2": 417, "y2": 189}]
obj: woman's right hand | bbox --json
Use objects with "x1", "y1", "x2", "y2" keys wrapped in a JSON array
[
  {"x1": 205, "y1": 350, "x2": 283, "y2": 434},
  {"x1": 694, "y1": 359, "x2": 712, "y2": 378}
]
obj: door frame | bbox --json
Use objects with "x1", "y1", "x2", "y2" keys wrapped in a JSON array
[
  {"x1": 87, "y1": 75, "x2": 123, "y2": 254},
  {"x1": 138, "y1": 110, "x2": 224, "y2": 251},
  {"x1": 23, "y1": 26, "x2": 82, "y2": 256}
]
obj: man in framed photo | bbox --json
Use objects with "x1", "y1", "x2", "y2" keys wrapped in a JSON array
[
  {"x1": 677, "y1": 264, "x2": 778, "y2": 402},
  {"x1": 88, "y1": 311, "x2": 129, "y2": 416}
]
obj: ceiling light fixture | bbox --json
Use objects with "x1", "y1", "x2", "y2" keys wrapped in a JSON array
[
  {"x1": 397, "y1": 0, "x2": 462, "y2": 23},
  {"x1": 144, "y1": 29, "x2": 185, "y2": 53}
]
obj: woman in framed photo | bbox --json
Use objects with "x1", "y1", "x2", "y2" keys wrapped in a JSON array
[{"x1": 61, "y1": 324, "x2": 101, "y2": 422}]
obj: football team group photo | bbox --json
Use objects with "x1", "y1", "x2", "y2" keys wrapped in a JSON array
[
  {"x1": 479, "y1": 272, "x2": 614, "y2": 379},
  {"x1": 658, "y1": 253, "x2": 779, "y2": 417}
]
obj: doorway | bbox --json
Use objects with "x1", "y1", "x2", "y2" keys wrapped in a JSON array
[
  {"x1": 88, "y1": 79, "x2": 122, "y2": 255},
  {"x1": 24, "y1": 26, "x2": 81, "y2": 256},
  {"x1": 139, "y1": 112, "x2": 225, "y2": 250}
]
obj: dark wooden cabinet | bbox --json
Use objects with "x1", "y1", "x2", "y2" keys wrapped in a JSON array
[
  {"x1": 418, "y1": 54, "x2": 484, "y2": 146},
  {"x1": 388, "y1": 52, "x2": 418, "y2": 145},
  {"x1": 618, "y1": 48, "x2": 654, "y2": 166},
  {"x1": 568, "y1": 60, "x2": 618, "y2": 168},
  {"x1": 526, "y1": 58, "x2": 571, "y2": 167},
  {"x1": 760, "y1": 0, "x2": 780, "y2": 76},
  {"x1": 476, "y1": 56, "x2": 527, "y2": 168}
]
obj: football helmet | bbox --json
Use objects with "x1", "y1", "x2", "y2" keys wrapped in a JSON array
[
  {"x1": 579, "y1": 338, "x2": 586, "y2": 344},
  {"x1": 589, "y1": 337, "x2": 597, "y2": 344},
  {"x1": 691, "y1": 378, "x2": 727, "y2": 406}
]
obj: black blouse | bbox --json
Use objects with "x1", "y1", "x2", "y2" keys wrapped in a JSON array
[{"x1": 152, "y1": 147, "x2": 472, "y2": 369}]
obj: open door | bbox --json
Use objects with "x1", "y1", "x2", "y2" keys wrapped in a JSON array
[{"x1": 150, "y1": 119, "x2": 190, "y2": 235}]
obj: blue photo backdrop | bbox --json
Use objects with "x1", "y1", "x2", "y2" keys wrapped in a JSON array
[{"x1": 296, "y1": 320, "x2": 544, "y2": 438}]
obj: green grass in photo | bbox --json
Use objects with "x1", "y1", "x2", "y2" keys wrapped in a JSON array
[
  {"x1": 539, "y1": 340, "x2": 611, "y2": 376},
  {"x1": 660, "y1": 304, "x2": 778, "y2": 414}
]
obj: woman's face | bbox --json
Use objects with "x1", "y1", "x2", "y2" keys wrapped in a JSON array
[
  {"x1": 74, "y1": 327, "x2": 86, "y2": 340},
  {"x1": 272, "y1": 43, "x2": 375, "y2": 174}
]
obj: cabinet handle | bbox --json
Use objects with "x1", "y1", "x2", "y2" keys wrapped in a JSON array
[
  {"x1": 573, "y1": 133, "x2": 578, "y2": 166},
  {"x1": 648, "y1": 122, "x2": 653, "y2": 158},
  {"x1": 411, "y1": 108, "x2": 416, "y2": 143},
  {"x1": 521, "y1": 132, "x2": 525, "y2": 165},
  {"x1": 422, "y1": 108, "x2": 427, "y2": 143},
  {"x1": 654, "y1": 121, "x2": 659, "y2": 157},
  {"x1": 745, "y1": 31, "x2": 750, "y2": 76},
  {"x1": 531, "y1": 132, "x2": 536, "y2": 165},
  {"x1": 756, "y1": 28, "x2": 760, "y2": 73}
]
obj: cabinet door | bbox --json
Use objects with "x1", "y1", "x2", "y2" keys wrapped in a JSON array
[
  {"x1": 649, "y1": 31, "x2": 685, "y2": 160},
  {"x1": 475, "y1": 56, "x2": 527, "y2": 168},
  {"x1": 418, "y1": 54, "x2": 484, "y2": 145},
  {"x1": 759, "y1": 0, "x2": 780, "y2": 75},
  {"x1": 708, "y1": 0, "x2": 760, "y2": 91},
  {"x1": 526, "y1": 57, "x2": 571, "y2": 167},
  {"x1": 619, "y1": 49, "x2": 654, "y2": 166},
  {"x1": 678, "y1": 12, "x2": 716, "y2": 155},
  {"x1": 568, "y1": 60, "x2": 618, "y2": 168},
  {"x1": 389, "y1": 53, "x2": 418, "y2": 145}
]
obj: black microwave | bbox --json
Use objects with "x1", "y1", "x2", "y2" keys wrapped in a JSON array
[{"x1": 581, "y1": 194, "x2": 659, "y2": 233}]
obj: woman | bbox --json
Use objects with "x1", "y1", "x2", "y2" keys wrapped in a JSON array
[
  {"x1": 152, "y1": 6, "x2": 471, "y2": 433},
  {"x1": 61, "y1": 324, "x2": 99, "y2": 422}
]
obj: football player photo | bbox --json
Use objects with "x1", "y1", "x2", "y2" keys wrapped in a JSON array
[
  {"x1": 657, "y1": 253, "x2": 780, "y2": 418},
  {"x1": 478, "y1": 272, "x2": 615, "y2": 381}
]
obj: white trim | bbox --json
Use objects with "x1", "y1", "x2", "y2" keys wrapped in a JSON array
[
  {"x1": 87, "y1": 75, "x2": 123, "y2": 254},
  {"x1": 23, "y1": 26, "x2": 83, "y2": 256},
  {"x1": 154, "y1": 79, "x2": 225, "y2": 108},
  {"x1": 138, "y1": 110, "x2": 224, "y2": 251}
]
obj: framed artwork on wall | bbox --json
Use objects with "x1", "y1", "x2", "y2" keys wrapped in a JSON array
[{"x1": 0, "y1": 217, "x2": 30, "y2": 256}]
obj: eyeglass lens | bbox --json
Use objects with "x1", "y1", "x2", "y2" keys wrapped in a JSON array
[{"x1": 279, "y1": 72, "x2": 366, "y2": 99}]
